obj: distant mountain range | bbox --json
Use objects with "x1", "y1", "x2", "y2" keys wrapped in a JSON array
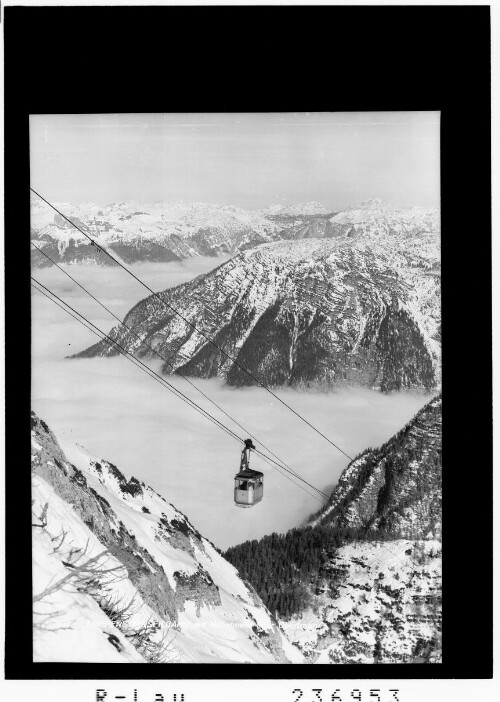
[
  {"x1": 76, "y1": 201, "x2": 441, "y2": 392},
  {"x1": 225, "y1": 395, "x2": 442, "y2": 663},
  {"x1": 30, "y1": 197, "x2": 438, "y2": 266}
]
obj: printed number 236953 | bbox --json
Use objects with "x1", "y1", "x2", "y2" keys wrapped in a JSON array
[{"x1": 292, "y1": 690, "x2": 400, "y2": 702}]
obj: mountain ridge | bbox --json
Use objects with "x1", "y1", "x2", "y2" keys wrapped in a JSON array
[
  {"x1": 31, "y1": 198, "x2": 439, "y2": 266},
  {"x1": 76, "y1": 230, "x2": 441, "y2": 393}
]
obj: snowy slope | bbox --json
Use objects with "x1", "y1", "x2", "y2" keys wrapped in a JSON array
[
  {"x1": 280, "y1": 540, "x2": 441, "y2": 664},
  {"x1": 259, "y1": 201, "x2": 332, "y2": 216},
  {"x1": 33, "y1": 477, "x2": 151, "y2": 663},
  {"x1": 31, "y1": 412, "x2": 303, "y2": 663},
  {"x1": 328, "y1": 204, "x2": 439, "y2": 240}
]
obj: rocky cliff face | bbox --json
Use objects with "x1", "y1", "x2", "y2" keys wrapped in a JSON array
[
  {"x1": 77, "y1": 222, "x2": 440, "y2": 392},
  {"x1": 31, "y1": 412, "x2": 302, "y2": 663},
  {"x1": 310, "y1": 395, "x2": 442, "y2": 538}
]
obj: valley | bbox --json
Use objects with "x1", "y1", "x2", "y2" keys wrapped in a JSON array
[
  {"x1": 31, "y1": 198, "x2": 441, "y2": 664},
  {"x1": 225, "y1": 395, "x2": 442, "y2": 663}
]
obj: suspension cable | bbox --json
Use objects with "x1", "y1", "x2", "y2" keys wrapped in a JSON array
[
  {"x1": 31, "y1": 278, "x2": 328, "y2": 503},
  {"x1": 31, "y1": 242, "x2": 327, "y2": 498},
  {"x1": 31, "y1": 188, "x2": 354, "y2": 462}
]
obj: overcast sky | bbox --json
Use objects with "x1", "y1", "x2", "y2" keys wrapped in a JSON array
[{"x1": 30, "y1": 112, "x2": 440, "y2": 210}]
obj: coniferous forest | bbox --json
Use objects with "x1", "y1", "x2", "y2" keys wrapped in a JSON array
[
  {"x1": 224, "y1": 396, "x2": 442, "y2": 622},
  {"x1": 224, "y1": 525, "x2": 367, "y2": 620}
]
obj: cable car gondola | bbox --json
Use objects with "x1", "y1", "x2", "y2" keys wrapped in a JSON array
[{"x1": 234, "y1": 438, "x2": 263, "y2": 508}]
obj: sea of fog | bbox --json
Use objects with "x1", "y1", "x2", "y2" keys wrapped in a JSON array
[{"x1": 32, "y1": 259, "x2": 433, "y2": 550}]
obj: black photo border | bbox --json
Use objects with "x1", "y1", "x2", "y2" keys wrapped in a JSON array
[{"x1": 4, "y1": 3, "x2": 492, "y2": 681}]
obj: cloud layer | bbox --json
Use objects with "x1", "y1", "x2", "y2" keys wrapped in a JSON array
[{"x1": 32, "y1": 260, "x2": 432, "y2": 549}]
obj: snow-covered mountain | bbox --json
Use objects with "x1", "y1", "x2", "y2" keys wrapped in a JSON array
[
  {"x1": 31, "y1": 411, "x2": 303, "y2": 663},
  {"x1": 327, "y1": 203, "x2": 439, "y2": 240},
  {"x1": 225, "y1": 395, "x2": 442, "y2": 664},
  {"x1": 288, "y1": 395, "x2": 443, "y2": 663},
  {"x1": 30, "y1": 199, "x2": 313, "y2": 266},
  {"x1": 281, "y1": 538, "x2": 441, "y2": 664},
  {"x1": 77, "y1": 217, "x2": 441, "y2": 392},
  {"x1": 260, "y1": 201, "x2": 332, "y2": 216},
  {"x1": 309, "y1": 395, "x2": 442, "y2": 538},
  {"x1": 30, "y1": 197, "x2": 438, "y2": 266}
]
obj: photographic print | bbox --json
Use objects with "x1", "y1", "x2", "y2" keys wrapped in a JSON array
[{"x1": 30, "y1": 111, "x2": 442, "y2": 665}]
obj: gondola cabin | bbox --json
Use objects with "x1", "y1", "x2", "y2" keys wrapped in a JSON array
[
  {"x1": 234, "y1": 438, "x2": 263, "y2": 508},
  {"x1": 234, "y1": 467, "x2": 264, "y2": 508}
]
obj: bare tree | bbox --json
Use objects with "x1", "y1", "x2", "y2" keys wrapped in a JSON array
[
  {"x1": 32, "y1": 502, "x2": 48, "y2": 529},
  {"x1": 32, "y1": 499, "x2": 179, "y2": 662}
]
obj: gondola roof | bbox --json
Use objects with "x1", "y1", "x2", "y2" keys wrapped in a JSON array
[{"x1": 234, "y1": 467, "x2": 264, "y2": 480}]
